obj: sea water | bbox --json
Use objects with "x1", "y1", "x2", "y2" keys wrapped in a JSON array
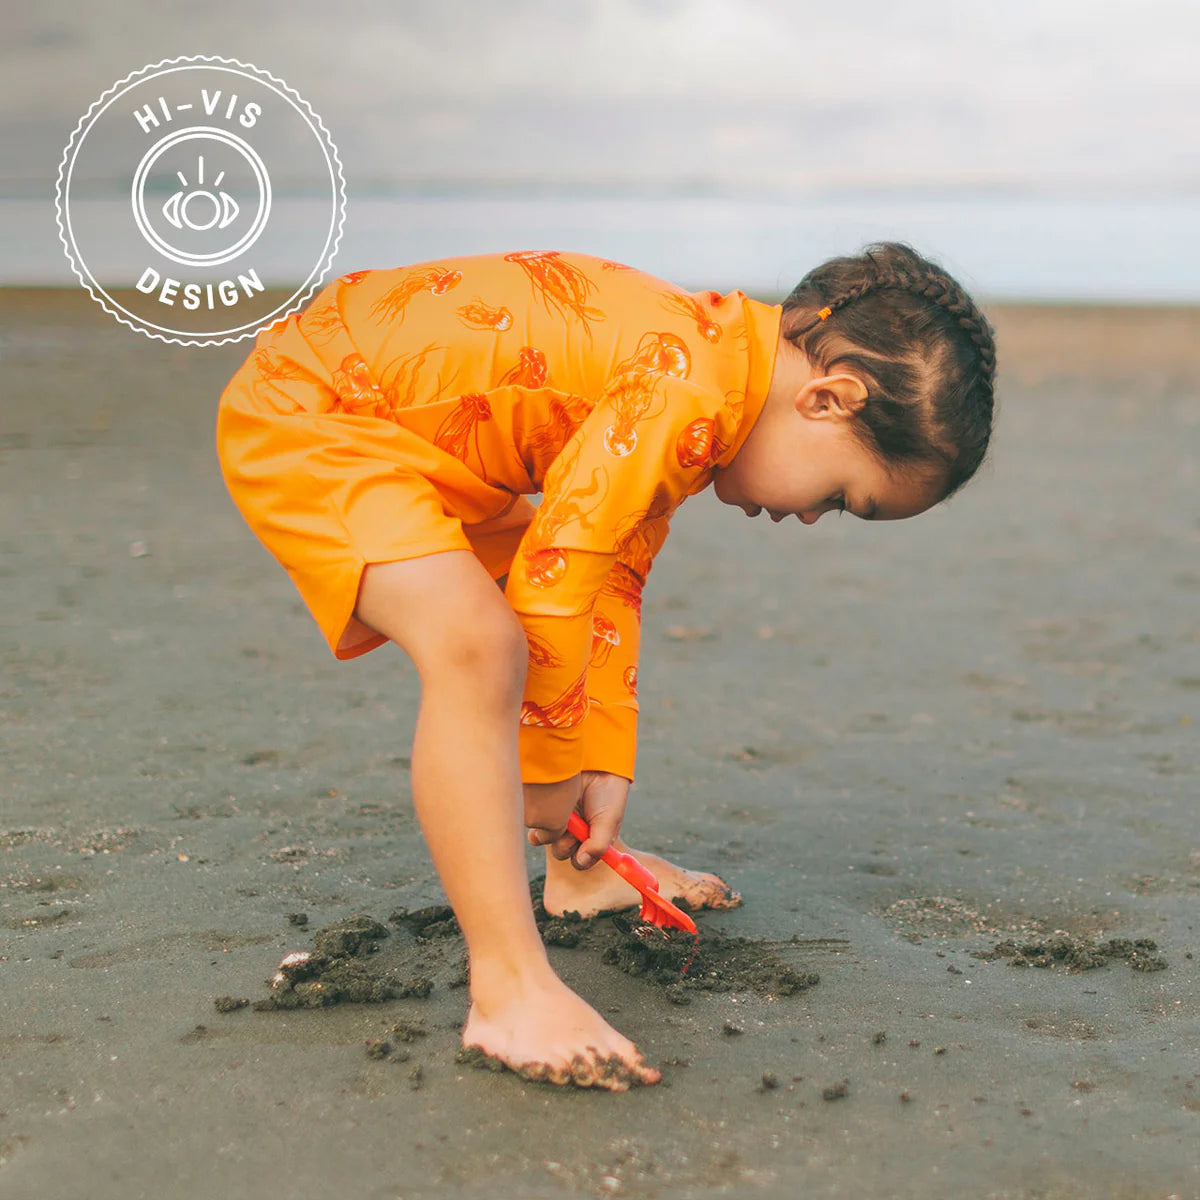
[{"x1": 9, "y1": 190, "x2": 1200, "y2": 302}]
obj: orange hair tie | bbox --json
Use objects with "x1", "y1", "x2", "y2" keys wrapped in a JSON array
[{"x1": 817, "y1": 306, "x2": 833, "y2": 321}]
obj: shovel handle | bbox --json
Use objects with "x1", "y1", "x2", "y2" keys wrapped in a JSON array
[{"x1": 565, "y1": 811, "x2": 660, "y2": 894}]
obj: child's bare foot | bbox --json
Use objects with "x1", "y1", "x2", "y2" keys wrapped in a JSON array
[
  {"x1": 542, "y1": 841, "x2": 742, "y2": 919},
  {"x1": 461, "y1": 972, "x2": 660, "y2": 1091}
]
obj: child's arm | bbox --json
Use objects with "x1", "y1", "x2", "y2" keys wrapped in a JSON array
[
  {"x1": 579, "y1": 523, "x2": 667, "y2": 782},
  {"x1": 506, "y1": 371, "x2": 735, "y2": 834}
]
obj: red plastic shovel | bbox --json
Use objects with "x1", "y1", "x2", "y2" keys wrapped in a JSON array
[{"x1": 565, "y1": 812, "x2": 698, "y2": 936}]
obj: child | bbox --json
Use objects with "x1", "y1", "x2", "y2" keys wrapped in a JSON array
[{"x1": 215, "y1": 243, "x2": 996, "y2": 1091}]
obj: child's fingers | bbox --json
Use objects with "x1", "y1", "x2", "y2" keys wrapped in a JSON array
[
  {"x1": 527, "y1": 824, "x2": 585, "y2": 861},
  {"x1": 527, "y1": 826, "x2": 570, "y2": 849},
  {"x1": 574, "y1": 808, "x2": 621, "y2": 870}
]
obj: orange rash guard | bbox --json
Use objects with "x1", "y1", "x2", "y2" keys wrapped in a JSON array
[{"x1": 216, "y1": 251, "x2": 781, "y2": 784}]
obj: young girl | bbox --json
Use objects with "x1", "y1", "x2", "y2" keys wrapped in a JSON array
[{"x1": 215, "y1": 243, "x2": 996, "y2": 1091}]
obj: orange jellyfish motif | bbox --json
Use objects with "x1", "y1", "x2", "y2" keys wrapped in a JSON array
[
  {"x1": 499, "y1": 347, "x2": 549, "y2": 389},
  {"x1": 249, "y1": 348, "x2": 315, "y2": 408},
  {"x1": 618, "y1": 530, "x2": 656, "y2": 582},
  {"x1": 330, "y1": 353, "x2": 391, "y2": 417},
  {"x1": 601, "y1": 375, "x2": 655, "y2": 457},
  {"x1": 517, "y1": 433, "x2": 610, "y2": 588},
  {"x1": 524, "y1": 547, "x2": 569, "y2": 589},
  {"x1": 660, "y1": 290, "x2": 722, "y2": 343},
  {"x1": 520, "y1": 670, "x2": 590, "y2": 728},
  {"x1": 675, "y1": 417, "x2": 730, "y2": 469},
  {"x1": 376, "y1": 342, "x2": 447, "y2": 415},
  {"x1": 504, "y1": 251, "x2": 604, "y2": 330},
  {"x1": 722, "y1": 387, "x2": 746, "y2": 428},
  {"x1": 456, "y1": 299, "x2": 513, "y2": 332},
  {"x1": 297, "y1": 298, "x2": 346, "y2": 344},
  {"x1": 600, "y1": 561, "x2": 645, "y2": 618},
  {"x1": 523, "y1": 394, "x2": 591, "y2": 475},
  {"x1": 433, "y1": 394, "x2": 493, "y2": 477},
  {"x1": 601, "y1": 332, "x2": 693, "y2": 458},
  {"x1": 589, "y1": 611, "x2": 621, "y2": 669},
  {"x1": 340, "y1": 271, "x2": 370, "y2": 286},
  {"x1": 524, "y1": 629, "x2": 564, "y2": 670},
  {"x1": 622, "y1": 665, "x2": 638, "y2": 697},
  {"x1": 607, "y1": 487, "x2": 673, "y2": 580},
  {"x1": 620, "y1": 331, "x2": 691, "y2": 380},
  {"x1": 367, "y1": 266, "x2": 462, "y2": 327},
  {"x1": 600, "y1": 259, "x2": 632, "y2": 272}
]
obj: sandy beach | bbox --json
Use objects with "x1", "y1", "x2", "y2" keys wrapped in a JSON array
[{"x1": 1, "y1": 289, "x2": 1198, "y2": 1199}]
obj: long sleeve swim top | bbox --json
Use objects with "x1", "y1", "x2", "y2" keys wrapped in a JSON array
[{"x1": 232, "y1": 250, "x2": 781, "y2": 783}]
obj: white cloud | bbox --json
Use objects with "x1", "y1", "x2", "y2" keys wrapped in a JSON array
[{"x1": 4, "y1": 0, "x2": 1199, "y2": 193}]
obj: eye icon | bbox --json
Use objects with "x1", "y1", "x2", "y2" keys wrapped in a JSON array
[
  {"x1": 161, "y1": 157, "x2": 240, "y2": 231},
  {"x1": 131, "y1": 127, "x2": 271, "y2": 268}
]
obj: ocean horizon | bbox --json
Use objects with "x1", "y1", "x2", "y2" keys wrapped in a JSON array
[{"x1": 12, "y1": 189, "x2": 1200, "y2": 303}]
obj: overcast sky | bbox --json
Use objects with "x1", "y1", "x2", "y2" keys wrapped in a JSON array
[{"x1": 5, "y1": 0, "x2": 1200, "y2": 197}]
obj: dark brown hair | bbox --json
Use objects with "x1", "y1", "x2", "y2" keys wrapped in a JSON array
[{"x1": 782, "y1": 241, "x2": 996, "y2": 499}]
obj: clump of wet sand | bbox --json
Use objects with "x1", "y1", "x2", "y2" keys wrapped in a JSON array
[
  {"x1": 972, "y1": 935, "x2": 1167, "y2": 973},
  {"x1": 877, "y1": 896, "x2": 1168, "y2": 973},
  {"x1": 224, "y1": 882, "x2": 819, "y2": 1017},
  {"x1": 541, "y1": 911, "x2": 818, "y2": 1000},
  {"x1": 249, "y1": 913, "x2": 443, "y2": 1010}
]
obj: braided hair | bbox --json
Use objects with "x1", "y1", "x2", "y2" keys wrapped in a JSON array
[{"x1": 782, "y1": 242, "x2": 996, "y2": 499}]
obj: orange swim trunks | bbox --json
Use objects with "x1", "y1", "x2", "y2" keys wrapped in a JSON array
[{"x1": 215, "y1": 307, "x2": 529, "y2": 661}]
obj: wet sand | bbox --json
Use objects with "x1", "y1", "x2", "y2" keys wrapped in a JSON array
[{"x1": 1, "y1": 290, "x2": 1198, "y2": 1199}]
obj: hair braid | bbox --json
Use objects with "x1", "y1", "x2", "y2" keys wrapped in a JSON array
[
  {"x1": 781, "y1": 241, "x2": 996, "y2": 498},
  {"x1": 791, "y1": 256, "x2": 996, "y2": 384}
]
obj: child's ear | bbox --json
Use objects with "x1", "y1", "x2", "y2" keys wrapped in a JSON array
[{"x1": 798, "y1": 373, "x2": 868, "y2": 419}]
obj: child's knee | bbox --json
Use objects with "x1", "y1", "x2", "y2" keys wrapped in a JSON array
[
  {"x1": 355, "y1": 555, "x2": 527, "y2": 694},
  {"x1": 436, "y1": 610, "x2": 527, "y2": 695}
]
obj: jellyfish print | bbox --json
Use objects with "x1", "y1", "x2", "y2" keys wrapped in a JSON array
[
  {"x1": 520, "y1": 670, "x2": 590, "y2": 729},
  {"x1": 600, "y1": 561, "x2": 645, "y2": 618},
  {"x1": 589, "y1": 612, "x2": 621, "y2": 669},
  {"x1": 523, "y1": 395, "x2": 592, "y2": 476},
  {"x1": 659, "y1": 290, "x2": 723, "y2": 343},
  {"x1": 456, "y1": 299, "x2": 514, "y2": 332},
  {"x1": 675, "y1": 417, "x2": 730, "y2": 470},
  {"x1": 524, "y1": 629, "x2": 565, "y2": 670},
  {"x1": 367, "y1": 266, "x2": 462, "y2": 327},
  {"x1": 248, "y1": 347, "x2": 314, "y2": 408},
  {"x1": 329, "y1": 353, "x2": 391, "y2": 418},
  {"x1": 622, "y1": 665, "x2": 638, "y2": 697},
  {"x1": 618, "y1": 331, "x2": 691, "y2": 380},
  {"x1": 499, "y1": 346, "x2": 549, "y2": 389},
  {"x1": 298, "y1": 297, "x2": 346, "y2": 344},
  {"x1": 602, "y1": 370, "x2": 661, "y2": 458},
  {"x1": 600, "y1": 332, "x2": 693, "y2": 457},
  {"x1": 503, "y1": 251, "x2": 605, "y2": 331},
  {"x1": 433, "y1": 394, "x2": 494, "y2": 480},
  {"x1": 376, "y1": 342, "x2": 448, "y2": 415}
]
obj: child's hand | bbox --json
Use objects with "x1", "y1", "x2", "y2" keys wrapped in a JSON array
[
  {"x1": 526, "y1": 771, "x2": 630, "y2": 870},
  {"x1": 524, "y1": 775, "x2": 583, "y2": 854},
  {"x1": 571, "y1": 771, "x2": 630, "y2": 870}
]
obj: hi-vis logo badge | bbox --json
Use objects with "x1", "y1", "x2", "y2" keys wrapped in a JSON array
[{"x1": 56, "y1": 56, "x2": 346, "y2": 346}]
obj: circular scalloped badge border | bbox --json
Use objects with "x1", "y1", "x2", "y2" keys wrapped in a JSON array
[{"x1": 55, "y1": 55, "x2": 346, "y2": 347}]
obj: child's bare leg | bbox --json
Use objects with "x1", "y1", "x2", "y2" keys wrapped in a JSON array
[
  {"x1": 543, "y1": 838, "x2": 742, "y2": 920},
  {"x1": 353, "y1": 552, "x2": 659, "y2": 1090}
]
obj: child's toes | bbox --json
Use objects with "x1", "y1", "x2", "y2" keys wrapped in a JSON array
[
  {"x1": 633, "y1": 1060, "x2": 661, "y2": 1087},
  {"x1": 691, "y1": 871, "x2": 742, "y2": 909},
  {"x1": 568, "y1": 1052, "x2": 601, "y2": 1088},
  {"x1": 514, "y1": 1059, "x2": 556, "y2": 1085}
]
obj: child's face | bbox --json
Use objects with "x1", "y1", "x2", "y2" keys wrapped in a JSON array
[{"x1": 712, "y1": 368, "x2": 942, "y2": 525}]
